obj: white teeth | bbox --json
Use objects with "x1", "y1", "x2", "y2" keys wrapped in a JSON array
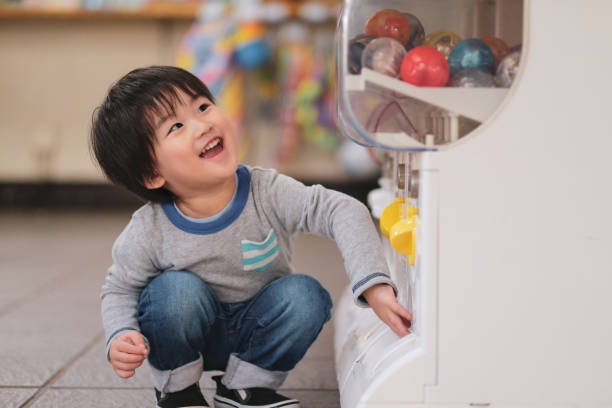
[{"x1": 201, "y1": 138, "x2": 221, "y2": 154}]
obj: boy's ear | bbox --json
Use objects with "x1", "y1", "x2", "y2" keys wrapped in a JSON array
[{"x1": 144, "y1": 174, "x2": 165, "y2": 190}]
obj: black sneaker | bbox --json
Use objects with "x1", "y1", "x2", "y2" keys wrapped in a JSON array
[
  {"x1": 155, "y1": 382, "x2": 209, "y2": 407},
  {"x1": 212, "y1": 375, "x2": 300, "y2": 408}
]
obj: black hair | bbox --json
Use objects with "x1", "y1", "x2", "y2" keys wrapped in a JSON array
[{"x1": 90, "y1": 65, "x2": 215, "y2": 203}]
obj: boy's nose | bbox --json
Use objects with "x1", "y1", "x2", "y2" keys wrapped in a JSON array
[{"x1": 190, "y1": 117, "x2": 212, "y2": 137}]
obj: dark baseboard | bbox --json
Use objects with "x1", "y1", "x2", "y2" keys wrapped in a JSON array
[
  {"x1": 0, "y1": 177, "x2": 379, "y2": 211},
  {"x1": 0, "y1": 182, "x2": 144, "y2": 211},
  {"x1": 315, "y1": 177, "x2": 379, "y2": 206}
]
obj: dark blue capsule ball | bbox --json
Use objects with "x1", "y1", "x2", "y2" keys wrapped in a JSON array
[{"x1": 447, "y1": 38, "x2": 495, "y2": 76}]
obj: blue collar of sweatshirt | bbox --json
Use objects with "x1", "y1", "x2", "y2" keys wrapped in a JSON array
[{"x1": 162, "y1": 165, "x2": 251, "y2": 234}]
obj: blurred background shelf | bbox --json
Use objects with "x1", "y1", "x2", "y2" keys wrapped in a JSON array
[
  {"x1": 0, "y1": 0, "x2": 379, "y2": 209},
  {"x1": 0, "y1": 0, "x2": 340, "y2": 20},
  {"x1": 0, "y1": 2, "x2": 200, "y2": 19}
]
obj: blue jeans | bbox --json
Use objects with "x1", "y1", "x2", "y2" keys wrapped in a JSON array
[{"x1": 137, "y1": 271, "x2": 332, "y2": 393}]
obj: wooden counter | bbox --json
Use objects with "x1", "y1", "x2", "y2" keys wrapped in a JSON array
[{"x1": 0, "y1": 2, "x2": 200, "y2": 20}]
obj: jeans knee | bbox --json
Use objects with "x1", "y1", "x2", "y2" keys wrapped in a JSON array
[
  {"x1": 138, "y1": 270, "x2": 217, "y2": 331},
  {"x1": 277, "y1": 274, "x2": 332, "y2": 328}
]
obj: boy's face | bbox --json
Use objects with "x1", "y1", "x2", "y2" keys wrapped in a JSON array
[{"x1": 145, "y1": 89, "x2": 239, "y2": 198}]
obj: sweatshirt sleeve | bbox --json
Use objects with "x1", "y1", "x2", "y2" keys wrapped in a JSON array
[
  {"x1": 255, "y1": 168, "x2": 396, "y2": 306},
  {"x1": 100, "y1": 212, "x2": 161, "y2": 356}
]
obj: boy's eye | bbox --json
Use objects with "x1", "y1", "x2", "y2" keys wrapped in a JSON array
[
  {"x1": 169, "y1": 123, "x2": 183, "y2": 133},
  {"x1": 198, "y1": 104, "x2": 210, "y2": 113}
]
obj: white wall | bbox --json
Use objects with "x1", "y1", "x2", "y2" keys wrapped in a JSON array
[{"x1": 0, "y1": 17, "x2": 190, "y2": 182}]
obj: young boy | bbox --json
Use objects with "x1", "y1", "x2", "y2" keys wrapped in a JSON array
[{"x1": 91, "y1": 66, "x2": 412, "y2": 408}]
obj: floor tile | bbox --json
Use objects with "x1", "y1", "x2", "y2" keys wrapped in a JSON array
[
  {"x1": 0, "y1": 211, "x2": 128, "y2": 386},
  {"x1": 283, "y1": 356, "x2": 338, "y2": 390},
  {"x1": 53, "y1": 339, "x2": 152, "y2": 389},
  {"x1": 0, "y1": 211, "x2": 126, "y2": 313},
  {"x1": 287, "y1": 390, "x2": 341, "y2": 408},
  {"x1": 1, "y1": 211, "x2": 347, "y2": 407},
  {"x1": 0, "y1": 256, "x2": 108, "y2": 386},
  {"x1": 0, "y1": 283, "x2": 103, "y2": 386},
  {"x1": 29, "y1": 388, "x2": 155, "y2": 407},
  {"x1": 0, "y1": 388, "x2": 37, "y2": 408}
]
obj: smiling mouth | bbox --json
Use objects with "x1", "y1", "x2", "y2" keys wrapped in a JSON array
[{"x1": 199, "y1": 137, "x2": 224, "y2": 159}]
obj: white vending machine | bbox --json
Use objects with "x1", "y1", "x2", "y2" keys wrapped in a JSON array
[{"x1": 333, "y1": 1, "x2": 612, "y2": 407}]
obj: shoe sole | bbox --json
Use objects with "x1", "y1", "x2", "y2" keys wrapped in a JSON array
[
  {"x1": 157, "y1": 405, "x2": 208, "y2": 408},
  {"x1": 213, "y1": 395, "x2": 300, "y2": 408}
]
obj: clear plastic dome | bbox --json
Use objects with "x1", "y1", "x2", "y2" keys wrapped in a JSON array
[{"x1": 335, "y1": 0, "x2": 524, "y2": 151}]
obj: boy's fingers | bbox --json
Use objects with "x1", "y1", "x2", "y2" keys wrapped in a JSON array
[
  {"x1": 116, "y1": 340, "x2": 148, "y2": 355},
  {"x1": 393, "y1": 303, "x2": 413, "y2": 322},
  {"x1": 114, "y1": 368, "x2": 135, "y2": 379},
  {"x1": 370, "y1": 302, "x2": 412, "y2": 337},
  {"x1": 387, "y1": 310, "x2": 411, "y2": 337},
  {"x1": 396, "y1": 308, "x2": 413, "y2": 331},
  {"x1": 113, "y1": 360, "x2": 143, "y2": 371},
  {"x1": 113, "y1": 351, "x2": 147, "y2": 364},
  {"x1": 123, "y1": 331, "x2": 146, "y2": 347}
]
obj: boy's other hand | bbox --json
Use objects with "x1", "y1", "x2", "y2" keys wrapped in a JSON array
[
  {"x1": 362, "y1": 283, "x2": 412, "y2": 338},
  {"x1": 109, "y1": 330, "x2": 148, "y2": 379}
]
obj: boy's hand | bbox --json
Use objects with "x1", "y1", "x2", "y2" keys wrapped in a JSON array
[
  {"x1": 362, "y1": 284, "x2": 412, "y2": 338},
  {"x1": 109, "y1": 330, "x2": 148, "y2": 379}
]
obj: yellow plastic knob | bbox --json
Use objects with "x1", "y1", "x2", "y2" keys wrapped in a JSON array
[
  {"x1": 379, "y1": 197, "x2": 403, "y2": 238},
  {"x1": 389, "y1": 208, "x2": 419, "y2": 265}
]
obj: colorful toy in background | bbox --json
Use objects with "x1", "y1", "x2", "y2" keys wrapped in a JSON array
[
  {"x1": 295, "y1": 64, "x2": 337, "y2": 152},
  {"x1": 401, "y1": 45, "x2": 449, "y2": 87},
  {"x1": 276, "y1": 23, "x2": 313, "y2": 165},
  {"x1": 233, "y1": 21, "x2": 271, "y2": 70},
  {"x1": 350, "y1": 8, "x2": 521, "y2": 90},
  {"x1": 176, "y1": 1, "x2": 274, "y2": 161},
  {"x1": 176, "y1": 6, "x2": 235, "y2": 97},
  {"x1": 178, "y1": 1, "x2": 339, "y2": 168},
  {"x1": 301, "y1": 22, "x2": 338, "y2": 153},
  {"x1": 216, "y1": 70, "x2": 247, "y2": 154},
  {"x1": 276, "y1": 22, "x2": 338, "y2": 165}
]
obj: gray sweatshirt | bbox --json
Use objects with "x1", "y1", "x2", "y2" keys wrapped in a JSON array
[{"x1": 101, "y1": 165, "x2": 395, "y2": 350}]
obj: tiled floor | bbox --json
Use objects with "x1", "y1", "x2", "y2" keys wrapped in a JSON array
[{"x1": 0, "y1": 210, "x2": 349, "y2": 407}]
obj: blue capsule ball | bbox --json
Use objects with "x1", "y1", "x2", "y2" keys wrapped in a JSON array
[{"x1": 447, "y1": 38, "x2": 495, "y2": 76}]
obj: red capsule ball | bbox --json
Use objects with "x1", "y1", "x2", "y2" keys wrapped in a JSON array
[
  {"x1": 400, "y1": 45, "x2": 450, "y2": 87},
  {"x1": 365, "y1": 9, "x2": 411, "y2": 46}
]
